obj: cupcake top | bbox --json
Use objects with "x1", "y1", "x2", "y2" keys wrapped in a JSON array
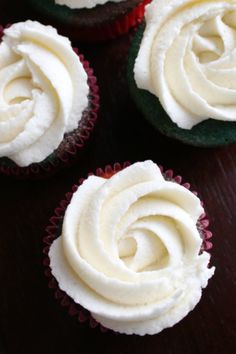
[
  {"x1": 0, "y1": 20, "x2": 89, "y2": 167},
  {"x1": 134, "y1": 0, "x2": 236, "y2": 129},
  {"x1": 55, "y1": 0, "x2": 126, "y2": 9},
  {"x1": 49, "y1": 160, "x2": 214, "y2": 335}
]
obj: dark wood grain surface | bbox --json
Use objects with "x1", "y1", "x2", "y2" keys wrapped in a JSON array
[{"x1": 0, "y1": 1, "x2": 236, "y2": 354}]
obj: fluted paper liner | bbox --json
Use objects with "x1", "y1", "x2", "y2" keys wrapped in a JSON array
[{"x1": 65, "y1": 0, "x2": 151, "y2": 41}]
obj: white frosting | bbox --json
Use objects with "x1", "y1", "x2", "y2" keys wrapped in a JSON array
[
  {"x1": 0, "y1": 21, "x2": 89, "y2": 167},
  {"x1": 55, "y1": 0, "x2": 126, "y2": 10},
  {"x1": 49, "y1": 161, "x2": 215, "y2": 335},
  {"x1": 134, "y1": 0, "x2": 236, "y2": 129}
]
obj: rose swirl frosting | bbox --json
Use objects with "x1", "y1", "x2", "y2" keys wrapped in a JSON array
[
  {"x1": 49, "y1": 161, "x2": 214, "y2": 335},
  {"x1": 135, "y1": 0, "x2": 236, "y2": 129},
  {"x1": 0, "y1": 21, "x2": 89, "y2": 167}
]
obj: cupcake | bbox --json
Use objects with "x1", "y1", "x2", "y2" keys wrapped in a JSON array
[
  {"x1": 0, "y1": 21, "x2": 99, "y2": 179},
  {"x1": 44, "y1": 160, "x2": 214, "y2": 335},
  {"x1": 28, "y1": 0, "x2": 151, "y2": 41},
  {"x1": 128, "y1": 0, "x2": 236, "y2": 147}
]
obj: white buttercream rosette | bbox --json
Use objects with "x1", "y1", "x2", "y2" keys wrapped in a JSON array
[
  {"x1": 49, "y1": 161, "x2": 214, "y2": 335},
  {"x1": 135, "y1": 0, "x2": 236, "y2": 129},
  {"x1": 55, "y1": 0, "x2": 126, "y2": 9},
  {"x1": 0, "y1": 21, "x2": 89, "y2": 167}
]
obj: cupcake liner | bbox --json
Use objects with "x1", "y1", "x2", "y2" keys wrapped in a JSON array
[
  {"x1": 29, "y1": 0, "x2": 151, "y2": 42},
  {"x1": 0, "y1": 38, "x2": 100, "y2": 179},
  {"x1": 66, "y1": 0, "x2": 151, "y2": 42},
  {"x1": 128, "y1": 23, "x2": 236, "y2": 147},
  {"x1": 43, "y1": 162, "x2": 213, "y2": 332}
]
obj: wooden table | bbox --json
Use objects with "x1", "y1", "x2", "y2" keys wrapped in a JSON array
[{"x1": 0, "y1": 1, "x2": 236, "y2": 353}]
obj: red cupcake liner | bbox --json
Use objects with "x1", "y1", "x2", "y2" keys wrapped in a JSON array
[
  {"x1": 0, "y1": 28, "x2": 99, "y2": 179},
  {"x1": 43, "y1": 162, "x2": 213, "y2": 332},
  {"x1": 60, "y1": 0, "x2": 151, "y2": 41}
]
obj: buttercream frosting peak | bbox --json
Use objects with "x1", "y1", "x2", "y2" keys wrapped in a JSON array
[
  {"x1": 49, "y1": 161, "x2": 214, "y2": 335},
  {"x1": 134, "y1": 0, "x2": 236, "y2": 129},
  {"x1": 0, "y1": 21, "x2": 89, "y2": 166}
]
